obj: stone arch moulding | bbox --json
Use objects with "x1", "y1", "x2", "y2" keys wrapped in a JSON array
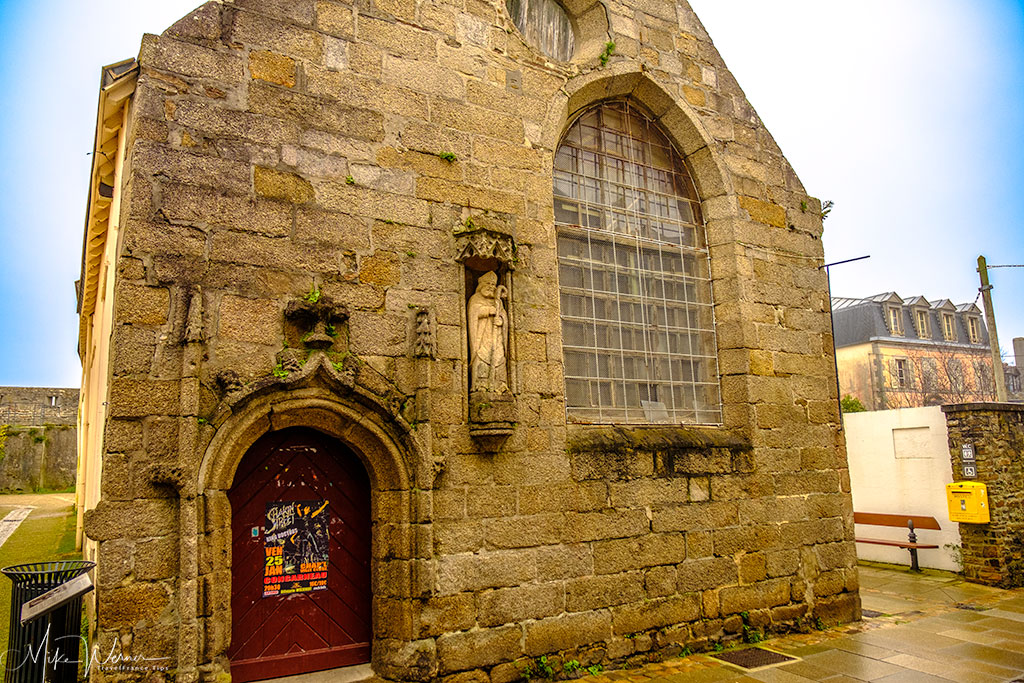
[
  {"x1": 196, "y1": 388, "x2": 426, "y2": 679},
  {"x1": 543, "y1": 66, "x2": 738, "y2": 207},
  {"x1": 199, "y1": 389, "x2": 414, "y2": 495}
]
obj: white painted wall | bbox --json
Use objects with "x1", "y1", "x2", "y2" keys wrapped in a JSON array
[{"x1": 844, "y1": 406, "x2": 961, "y2": 571}]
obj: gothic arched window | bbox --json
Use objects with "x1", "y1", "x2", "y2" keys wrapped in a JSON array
[{"x1": 554, "y1": 101, "x2": 721, "y2": 424}]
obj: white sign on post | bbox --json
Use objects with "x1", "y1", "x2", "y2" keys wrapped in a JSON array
[{"x1": 20, "y1": 572, "x2": 94, "y2": 625}]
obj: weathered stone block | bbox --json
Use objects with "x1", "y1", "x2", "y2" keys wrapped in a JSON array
[
  {"x1": 719, "y1": 578, "x2": 790, "y2": 615},
  {"x1": 524, "y1": 610, "x2": 611, "y2": 656},
  {"x1": 535, "y1": 544, "x2": 593, "y2": 579},
  {"x1": 566, "y1": 572, "x2": 644, "y2": 611},
  {"x1": 437, "y1": 625, "x2": 522, "y2": 673},
  {"x1": 108, "y1": 379, "x2": 180, "y2": 418},
  {"x1": 611, "y1": 594, "x2": 700, "y2": 635},
  {"x1": 434, "y1": 521, "x2": 484, "y2": 554},
  {"x1": 132, "y1": 142, "x2": 251, "y2": 194},
  {"x1": 437, "y1": 550, "x2": 536, "y2": 594},
  {"x1": 479, "y1": 583, "x2": 564, "y2": 626},
  {"x1": 99, "y1": 581, "x2": 171, "y2": 628},
  {"x1": 484, "y1": 515, "x2": 562, "y2": 549},
  {"x1": 141, "y1": 35, "x2": 244, "y2": 81},
  {"x1": 229, "y1": 10, "x2": 322, "y2": 61},
  {"x1": 563, "y1": 509, "x2": 649, "y2": 543},
  {"x1": 652, "y1": 501, "x2": 738, "y2": 533},
  {"x1": 217, "y1": 295, "x2": 280, "y2": 345},
  {"x1": 676, "y1": 557, "x2": 737, "y2": 593},
  {"x1": 235, "y1": 0, "x2": 315, "y2": 26},
  {"x1": 97, "y1": 540, "x2": 133, "y2": 587},
  {"x1": 248, "y1": 81, "x2": 384, "y2": 141},
  {"x1": 316, "y1": 0, "x2": 354, "y2": 38},
  {"x1": 85, "y1": 499, "x2": 178, "y2": 541},
  {"x1": 593, "y1": 532, "x2": 687, "y2": 574},
  {"x1": 254, "y1": 166, "x2": 314, "y2": 204},
  {"x1": 418, "y1": 594, "x2": 476, "y2": 637},
  {"x1": 116, "y1": 283, "x2": 170, "y2": 325}
]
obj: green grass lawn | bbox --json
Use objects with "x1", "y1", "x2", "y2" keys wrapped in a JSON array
[{"x1": 0, "y1": 497, "x2": 80, "y2": 679}]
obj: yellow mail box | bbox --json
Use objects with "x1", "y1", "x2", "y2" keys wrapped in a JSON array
[{"x1": 946, "y1": 482, "x2": 990, "y2": 524}]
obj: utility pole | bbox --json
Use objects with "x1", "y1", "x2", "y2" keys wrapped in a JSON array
[{"x1": 977, "y1": 255, "x2": 1007, "y2": 402}]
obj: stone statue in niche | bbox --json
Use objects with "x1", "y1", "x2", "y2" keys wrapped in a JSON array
[{"x1": 467, "y1": 271, "x2": 509, "y2": 393}]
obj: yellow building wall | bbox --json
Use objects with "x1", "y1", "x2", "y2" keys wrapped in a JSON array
[
  {"x1": 836, "y1": 343, "x2": 877, "y2": 408},
  {"x1": 837, "y1": 340, "x2": 994, "y2": 411},
  {"x1": 77, "y1": 101, "x2": 130, "y2": 554}
]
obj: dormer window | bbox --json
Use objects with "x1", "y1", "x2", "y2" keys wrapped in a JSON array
[
  {"x1": 915, "y1": 309, "x2": 929, "y2": 337},
  {"x1": 942, "y1": 313, "x2": 956, "y2": 341},
  {"x1": 968, "y1": 317, "x2": 981, "y2": 344},
  {"x1": 887, "y1": 306, "x2": 903, "y2": 335}
]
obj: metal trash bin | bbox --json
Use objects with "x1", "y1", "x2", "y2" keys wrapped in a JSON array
[{"x1": 3, "y1": 561, "x2": 95, "y2": 683}]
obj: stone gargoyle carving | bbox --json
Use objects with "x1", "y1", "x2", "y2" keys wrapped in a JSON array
[{"x1": 284, "y1": 294, "x2": 349, "y2": 350}]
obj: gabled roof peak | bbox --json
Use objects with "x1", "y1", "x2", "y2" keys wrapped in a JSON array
[
  {"x1": 956, "y1": 302, "x2": 981, "y2": 314},
  {"x1": 867, "y1": 292, "x2": 903, "y2": 304}
]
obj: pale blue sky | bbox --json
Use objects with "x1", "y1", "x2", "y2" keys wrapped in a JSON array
[
  {"x1": 0, "y1": 0, "x2": 1021, "y2": 388},
  {"x1": 690, "y1": 0, "x2": 1024, "y2": 358}
]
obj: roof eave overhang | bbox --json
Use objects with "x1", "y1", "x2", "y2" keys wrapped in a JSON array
[{"x1": 77, "y1": 58, "x2": 139, "y2": 360}]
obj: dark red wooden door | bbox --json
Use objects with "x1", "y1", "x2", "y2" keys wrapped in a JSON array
[{"x1": 228, "y1": 427, "x2": 371, "y2": 682}]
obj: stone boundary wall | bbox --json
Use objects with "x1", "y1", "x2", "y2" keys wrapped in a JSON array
[
  {"x1": 943, "y1": 402, "x2": 1024, "y2": 587},
  {"x1": 0, "y1": 425, "x2": 77, "y2": 492},
  {"x1": 0, "y1": 387, "x2": 78, "y2": 426}
]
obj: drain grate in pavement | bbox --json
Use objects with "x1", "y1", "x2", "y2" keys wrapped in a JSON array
[
  {"x1": 711, "y1": 648, "x2": 796, "y2": 670},
  {"x1": 861, "y1": 609, "x2": 883, "y2": 618}
]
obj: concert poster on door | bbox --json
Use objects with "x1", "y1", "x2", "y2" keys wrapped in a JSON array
[{"x1": 263, "y1": 500, "x2": 330, "y2": 598}]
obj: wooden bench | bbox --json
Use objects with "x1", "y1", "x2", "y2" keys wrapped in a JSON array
[{"x1": 854, "y1": 512, "x2": 941, "y2": 571}]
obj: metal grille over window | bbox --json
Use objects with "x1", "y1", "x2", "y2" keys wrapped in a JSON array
[{"x1": 554, "y1": 101, "x2": 721, "y2": 424}]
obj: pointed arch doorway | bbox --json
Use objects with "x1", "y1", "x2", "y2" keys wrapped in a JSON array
[{"x1": 228, "y1": 427, "x2": 372, "y2": 682}]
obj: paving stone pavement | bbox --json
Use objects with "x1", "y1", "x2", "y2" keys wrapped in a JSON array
[
  {"x1": 580, "y1": 563, "x2": 1024, "y2": 683},
  {"x1": 262, "y1": 563, "x2": 1024, "y2": 683}
]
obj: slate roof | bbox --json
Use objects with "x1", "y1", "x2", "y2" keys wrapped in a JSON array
[{"x1": 831, "y1": 293, "x2": 989, "y2": 348}]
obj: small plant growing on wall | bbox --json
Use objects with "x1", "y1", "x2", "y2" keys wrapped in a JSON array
[{"x1": 599, "y1": 41, "x2": 616, "y2": 66}]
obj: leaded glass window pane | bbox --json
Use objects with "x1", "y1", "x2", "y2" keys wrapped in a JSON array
[{"x1": 555, "y1": 101, "x2": 721, "y2": 424}]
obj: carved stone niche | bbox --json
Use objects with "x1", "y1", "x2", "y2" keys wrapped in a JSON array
[
  {"x1": 455, "y1": 224, "x2": 517, "y2": 443},
  {"x1": 278, "y1": 294, "x2": 350, "y2": 371}
]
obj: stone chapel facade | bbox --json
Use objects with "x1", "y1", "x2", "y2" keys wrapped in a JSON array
[{"x1": 76, "y1": 0, "x2": 858, "y2": 680}]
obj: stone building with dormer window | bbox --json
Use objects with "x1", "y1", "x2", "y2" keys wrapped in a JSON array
[{"x1": 832, "y1": 292, "x2": 994, "y2": 410}]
